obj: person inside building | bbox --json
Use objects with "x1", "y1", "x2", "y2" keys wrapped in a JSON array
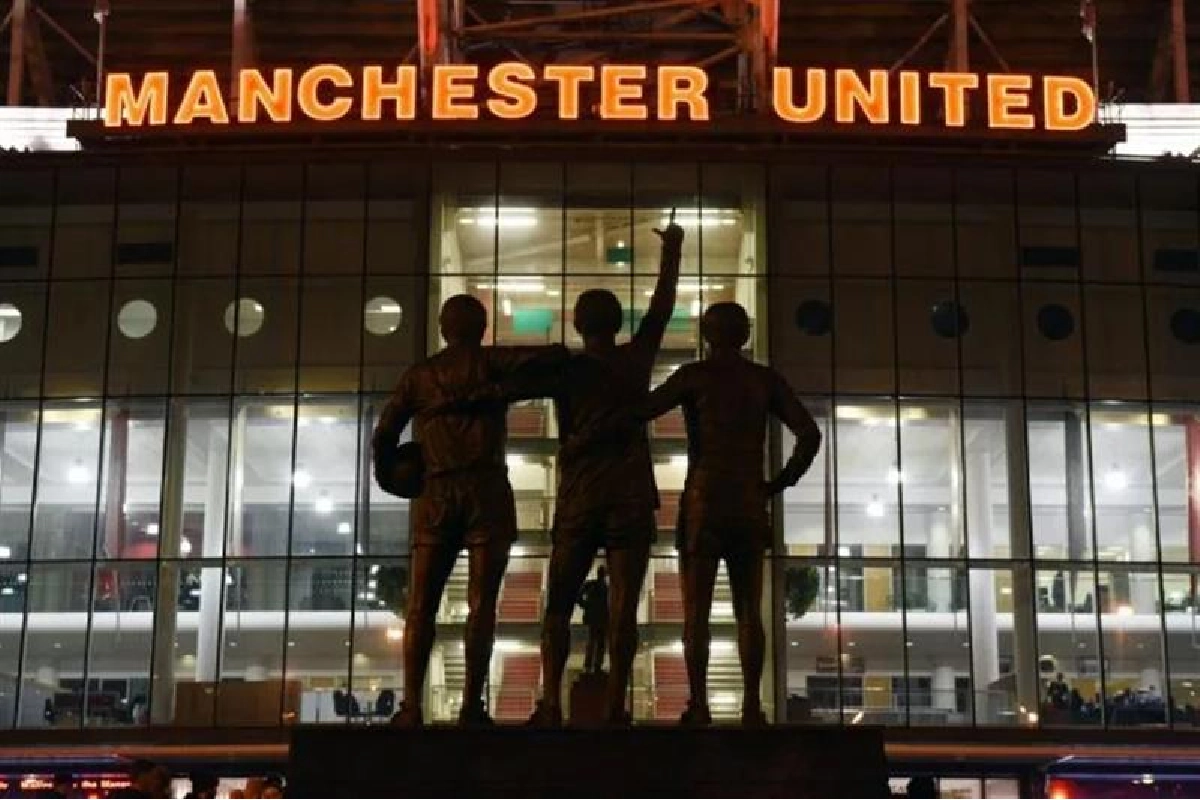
[
  {"x1": 109, "y1": 760, "x2": 171, "y2": 799},
  {"x1": 578, "y1": 565, "x2": 610, "y2": 675},
  {"x1": 571, "y1": 301, "x2": 821, "y2": 725},
  {"x1": 373, "y1": 294, "x2": 568, "y2": 727}
]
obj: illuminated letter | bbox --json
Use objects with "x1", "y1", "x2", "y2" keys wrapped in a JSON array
[
  {"x1": 175, "y1": 70, "x2": 229, "y2": 125},
  {"x1": 657, "y1": 66, "x2": 709, "y2": 121},
  {"x1": 238, "y1": 69, "x2": 292, "y2": 123},
  {"x1": 104, "y1": 72, "x2": 168, "y2": 127},
  {"x1": 487, "y1": 62, "x2": 537, "y2": 120},
  {"x1": 899, "y1": 71, "x2": 922, "y2": 125},
  {"x1": 297, "y1": 64, "x2": 354, "y2": 122},
  {"x1": 432, "y1": 65, "x2": 479, "y2": 120},
  {"x1": 363, "y1": 65, "x2": 417, "y2": 120},
  {"x1": 987, "y1": 74, "x2": 1035, "y2": 129},
  {"x1": 834, "y1": 69, "x2": 889, "y2": 124},
  {"x1": 1044, "y1": 76, "x2": 1096, "y2": 131},
  {"x1": 544, "y1": 65, "x2": 594, "y2": 120},
  {"x1": 600, "y1": 65, "x2": 647, "y2": 121},
  {"x1": 928, "y1": 72, "x2": 979, "y2": 127},
  {"x1": 771, "y1": 67, "x2": 826, "y2": 124}
]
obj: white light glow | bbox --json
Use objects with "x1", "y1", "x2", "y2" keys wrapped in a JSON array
[
  {"x1": 0, "y1": 546, "x2": 10, "y2": 560},
  {"x1": 337, "y1": 521, "x2": 352, "y2": 535},
  {"x1": 315, "y1": 495, "x2": 334, "y2": 515},
  {"x1": 710, "y1": 640, "x2": 735, "y2": 654},
  {"x1": 146, "y1": 523, "x2": 159, "y2": 536},
  {"x1": 661, "y1": 209, "x2": 739, "y2": 228},
  {"x1": 386, "y1": 628, "x2": 404, "y2": 642},
  {"x1": 293, "y1": 469, "x2": 312, "y2": 489},
  {"x1": 887, "y1": 466, "x2": 904, "y2": 485},
  {"x1": 506, "y1": 454, "x2": 524, "y2": 468},
  {"x1": 670, "y1": 454, "x2": 688, "y2": 468},
  {"x1": 866, "y1": 498, "x2": 885, "y2": 518},
  {"x1": 1104, "y1": 467, "x2": 1128, "y2": 492},
  {"x1": 476, "y1": 281, "x2": 547, "y2": 294},
  {"x1": 689, "y1": 299, "x2": 701, "y2": 317},
  {"x1": 837, "y1": 545, "x2": 851, "y2": 558},
  {"x1": 459, "y1": 209, "x2": 538, "y2": 229},
  {"x1": 501, "y1": 298, "x2": 513, "y2": 316},
  {"x1": 180, "y1": 538, "x2": 193, "y2": 556},
  {"x1": 1116, "y1": 604, "x2": 1135, "y2": 617},
  {"x1": 66, "y1": 463, "x2": 90, "y2": 484}
]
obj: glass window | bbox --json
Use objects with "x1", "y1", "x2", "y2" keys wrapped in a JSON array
[
  {"x1": 1153, "y1": 406, "x2": 1197, "y2": 564},
  {"x1": 1018, "y1": 169, "x2": 1078, "y2": 283},
  {"x1": 171, "y1": 278, "x2": 235, "y2": 395},
  {"x1": 1098, "y1": 566, "x2": 1167, "y2": 727},
  {"x1": 1162, "y1": 568, "x2": 1200, "y2": 728},
  {"x1": 217, "y1": 559, "x2": 289, "y2": 726},
  {"x1": 95, "y1": 401, "x2": 166, "y2": 560},
  {"x1": 769, "y1": 165, "x2": 829, "y2": 277},
  {"x1": 178, "y1": 166, "x2": 238, "y2": 277},
  {"x1": 299, "y1": 277, "x2": 361, "y2": 393},
  {"x1": 286, "y1": 558, "x2": 352, "y2": 723},
  {"x1": 303, "y1": 164, "x2": 365, "y2": 275},
  {"x1": 971, "y1": 566, "x2": 1037, "y2": 726},
  {"x1": 633, "y1": 164, "x2": 699, "y2": 277},
  {"x1": 241, "y1": 165, "x2": 301, "y2": 276},
  {"x1": 896, "y1": 280, "x2": 960, "y2": 395},
  {"x1": 900, "y1": 402, "x2": 962, "y2": 559},
  {"x1": 905, "y1": 562, "x2": 970, "y2": 726},
  {"x1": 834, "y1": 279, "x2": 895, "y2": 394},
  {"x1": 350, "y1": 558, "x2": 406, "y2": 722},
  {"x1": 366, "y1": 162, "x2": 428, "y2": 275},
  {"x1": 1148, "y1": 286, "x2": 1200, "y2": 402},
  {"x1": 895, "y1": 167, "x2": 953, "y2": 277},
  {"x1": 1084, "y1": 285, "x2": 1148, "y2": 399},
  {"x1": 955, "y1": 168, "x2": 1016, "y2": 279},
  {"x1": 1022, "y1": 282, "x2": 1084, "y2": 399},
  {"x1": 770, "y1": 279, "x2": 831, "y2": 394},
  {"x1": 498, "y1": 162, "x2": 562, "y2": 277},
  {"x1": 43, "y1": 280, "x2": 109, "y2": 398},
  {"x1": 363, "y1": 398, "x2": 409, "y2": 558},
  {"x1": 840, "y1": 558, "x2": 906, "y2": 723},
  {"x1": 116, "y1": 166, "x2": 177, "y2": 278},
  {"x1": 232, "y1": 278, "x2": 298, "y2": 394},
  {"x1": 782, "y1": 560, "x2": 841, "y2": 723},
  {"x1": 20, "y1": 562, "x2": 92, "y2": 728},
  {"x1": 781, "y1": 400, "x2": 831, "y2": 556},
  {"x1": 0, "y1": 404, "x2": 37, "y2": 562},
  {"x1": 52, "y1": 168, "x2": 115, "y2": 279},
  {"x1": 0, "y1": 169, "x2": 53, "y2": 282},
  {"x1": 836, "y1": 401, "x2": 900, "y2": 553},
  {"x1": 1036, "y1": 565, "x2": 1103, "y2": 727},
  {"x1": 1140, "y1": 172, "x2": 1198, "y2": 287},
  {"x1": 86, "y1": 560, "x2": 156, "y2": 726},
  {"x1": 362, "y1": 277, "x2": 421, "y2": 394},
  {"x1": 108, "y1": 281, "x2": 171, "y2": 396},
  {"x1": 433, "y1": 163, "x2": 496, "y2": 276},
  {"x1": 1029, "y1": 404, "x2": 1094, "y2": 561},
  {"x1": 958, "y1": 281, "x2": 1021, "y2": 397},
  {"x1": 1080, "y1": 171, "x2": 1138, "y2": 282},
  {"x1": 963, "y1": 402, "x2": 1021, "y2": 561},
  {"x1": 0, "y1": 564, "x2": 28, "y2": 727},
  {"x1": 1090, "y1": 405, "x2": 1156, "y2": 564},
  {"x1": 31, "y1": 404, "x2": 103, "y2": 561},
  {"x1": 229, "y1": 402, "x2": 294, "y2": 558},
  {"x1": 0, "y1": 282, "x2": 46, "y2": 399},
  {"x1": 832, "y1": 167, "x2": 889, "y2": 277},
  {"x1": 702, "y1": 163, "x2": 765, "y2": 276},
  {"x1": 292, "y1": 404, "x2": 358, "y2": 558}
]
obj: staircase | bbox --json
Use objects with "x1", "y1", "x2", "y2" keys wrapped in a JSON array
[
  {"x1": 494, "y1": 653, "x2": 541, "y2": 721},
  {"x1": 498, "y1": 571, "x2": 543, "y2": 623},
  {"x1": 653, "y1": 652, "x2": 688, "y2": 721},
  {"x1": 652, "y1": 570, "x2": 684, "y2": 622}
]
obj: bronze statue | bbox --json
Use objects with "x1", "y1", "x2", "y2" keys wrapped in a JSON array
[
  {"x1": 578, "y1": 566, "x2": 609, "y2": 675},
  {"x1": 467, "y1": 219, "x2": 684, "y2": 726},
  {"x1": 372, "y1": 294, "x2": 567, "y2": 727},
  {"x1": 576, "y1": 302, "x2": 821, "y2": 726}
]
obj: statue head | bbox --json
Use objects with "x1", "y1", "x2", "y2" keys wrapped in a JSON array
[
  {"x1": 439, "y1": 294, "x2": 488, "y2": 345},
  {"x1": 701, "y1": 302, "x2": 750, "y2": 350},
  {"x1": 573, "y1": 289, "x2": 623, "y2": 340}
]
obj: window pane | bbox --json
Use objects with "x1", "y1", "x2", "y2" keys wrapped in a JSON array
[
  {"x1": 896, "y1": 280, "x2": 959, "y2": 395},
  {"x1": 498, "y1": 162, "x2": 562, "y2": 277},
  {"x1": 1029, "y1": 404, "x2": 1094, "y2": 561},
  {"x1": 1098, "y1": 567, "x2": 1166, "y2": 727},
  {"x1": 836, "y1": 401, "x2": 900, "y2": 552},
  {"x1": 217, "y1": 559, "x2": 288, "y2": 726},
  {"x1": 233, "y1": 278, "x2": 299, "y2": 394},
  {"x1": 304, "y1": 164, "x2": 365, "y2": 275},
  {"x1": 905, "y1": 562, "x2": 969, "y2": 725},
  {"x1": 292, "y1": 404, "x2": 358, "y2": 558},
  {"x1": 1023, "y1": 282, "x2": 1084, "y2": 399},
  {"x1": 1154, "y1": 407, "x2": 1197, "y2": 564},
  {"x1": 20, "y1": 562, "x2": 91, "y2": 728},
  {"x1": 1085, "y1": 285, "x2": 1148, "y2": 399},
  {"x1": 832, "y1": 167, "x2": 889, "y2": 276},
  {"x1": 52, "y1": 168, "x2": 115, "y2": 279},
  {"x1": 108, "y1": 280, "x2": 171, "y2": 397},
  {"x1": 43, "y1": 280, "x2": 109, "y2": 398},
  {"x1": 900, "y1": 402, "x2": 962, "y2": 559},
  {"x1": 0, "y1": 564, "x2": 27, "y2": 727},
  {"x1": 171, "y1": 278, "x2": 235, "y2": 396},
  {"x1": 781, "y1": 400, "x2": 831, "y2": 556},
  {"x1": 299, "y1": 277, "x2": 361, "y2": 393},
  {"x1": 367, "y1": 162, "x2": 428, "y2": 275},
  {"x1": 0, "y1": 169, "x2": 52, "y2": 281},
  {"x1": 32, "y1": 405, "x2": 103, "y2": 560},
  {"x1": 86, "y1": 561, "x2": 156, "y2": 726},
  {"x1": 0, "y1": 404, "x2": 37, "y2": 562},
  {"x1": 241, "y1": 165, "x2": 301, "y2": 276},
  {"x1": 350, "y1": 558, "x2": 406, "y2": 722},
  {"x1": 633, "y1": 163, "x2": 699, "y2": 277},
  {"x1": 116, "y1": 166, "x2": 177, "y2": 278},
  {"x1": 1080, "y1": 172, "x2": 1138, "y2": 282},
  {"x1": 0, "y1": 282, "x2": 46, "y2": 399},
  {"x1": 1036, "y1": 566, "x2": 1102, "y2": 727},
  {"x1": 231, "y1": 402, "x2": 293, "y2": 558},
  {"x1": 96, "y1": 401, "x2": 166, "y2": 560},
  {"x1": 956, "y1": 168, "x2": 1016, "y2": 279},
  {"x1": 287, "y1": 558, "x2": 352, "y2": 724},
  {"x1": 1090, "y1": 405, "x2": 1155, "y2": 564},
  {"x1": 834, "y1": 279, "x2": 895, "y2": 394},
  {"x1": 895, "y1": 167, "x2": 952, "y2": 277},
  {"x1": 769, "y1": 165, "x2": 829, "y2": 276},
  {"x1": 1141, "y1": 172, "x2": 1198, "y2": 287},
  {"x1": 782, "y1": 561, "x2": 840, "y2": 724}
]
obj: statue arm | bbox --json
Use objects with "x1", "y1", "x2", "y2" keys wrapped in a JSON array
[
  {"x1": 372, "y1": 372, "x2": 416, "y2": 453},
  {"x1": 558, "y1": 368, "x2": 691, "y2": 461},
  {"x1": 765, "y1": 372, "x2": 822, "y2": 496},
  {"x1": 436, "y1": 344, "x2": 569, "y2": 411},
  {"x1": 633, "y1": 222, "x2": 684, "y2": 352}
]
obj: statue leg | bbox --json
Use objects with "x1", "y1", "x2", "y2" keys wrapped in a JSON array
[
  {"x1": 462, "y1": 541, "x2": 511, "y2": 716},
  {"x1": 402, "y1": 541, "x2": 459, "y2": 720},
  {"x1": 681, "y1": 551, "x2": 720, "y2": 720},
  {"x1": 605, "y1": 538, "x2": 649, "y2": 722},
  {"x1": 727, "y1": 548, "x2": 767, "y2": 724},
  {"x1": 539, "y1": 541, "x2": 594, "y2": 714}
]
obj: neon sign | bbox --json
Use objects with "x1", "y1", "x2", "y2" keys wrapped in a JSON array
[{"x1": 103, "y1": 63, "x2": 1097, "y2": 132}]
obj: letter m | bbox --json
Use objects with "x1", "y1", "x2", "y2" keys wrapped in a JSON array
[{"x1": 104, "y1": 73, "x2": 169, "y2": 127}]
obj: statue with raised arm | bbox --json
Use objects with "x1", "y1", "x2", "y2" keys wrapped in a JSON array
[
  {"x1": 372, "y1": 294, "x2": 567, "y2": 727},
  {"x1": 468, "y1": 218, "x2": 684, "y2": 726},
  {"x1": 589, "y1": 302, "x2": 822, "y2": 726}
]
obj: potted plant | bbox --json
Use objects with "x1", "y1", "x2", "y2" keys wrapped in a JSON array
[
  {"x1": 375, "y1": 564, "x2": 408, "y2": 619},
  {"x1": 784, "y1": 565, "x2": 821, "y2": 620}
]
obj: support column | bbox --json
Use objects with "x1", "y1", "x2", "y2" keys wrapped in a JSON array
[
  {"x1": 7, "y1": 0, "x2": 27, "y2": 105},
  {"x1": 230, "y1": 0, "x2": 253, "y2": 101},
  {"x1": 150, "y1": 399, "x2": 187, "y2": 724},
  {"x1": 966, "y1": 438, "x2": 998, "y2": 722},
  {"x1": 1130, "y1": 513, "x2": 1156, "y2": 611},
  {"x1": 1140, "y1": 667, "x2": 1163, "y2": 694},
  {"x1": 932, "y1": 664, "x2": 957, "y2": 714},
  {"x1": 948, "y1": 0, "x2": 969, "y2": 71},
  {"x1": 1187, "y1": 418, "x2": 1200, "y2": 565},
  {"x1": 195, "y1": 424, "x2": 229, "y2": 683},
  {"x1": 1005, "y1": 402, "x2": 1040, "y2": 721},
  {"x1": 1172, "y1": 0, "x2": 1190, "y2": 103},
  {"x1": 927, "y1": 519, "x2": 952, "y2": 612}
]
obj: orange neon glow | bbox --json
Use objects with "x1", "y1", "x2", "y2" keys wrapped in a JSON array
[
  {"x1": 104, "y1": 72, "x2": 168, "y2": 127},
  {"x1": 599, "y1": 65, "x2": 648, "y2": 121},
  {"x1": 486, "y1": 62, "x2": 537, "y2": 120},
  {"x1": 543, "y1": 65, "x2": 594, "y2": 121},
  {"x1": 927, "y1": 72, "x2": 979, "y2": 127},
  {"x1": 174, "y1": 70, "x2": 229, "y2": 124},
  {"x1": 432, "y1": 64, "x2": 479, "y2": 120},
  {"x1": 899, "y1": 71, "x2": 921, "y2": 125},
  {"x1": 987, "y1": 74, "x2": 1035, "y2": 129},
  {"x1": 834, "y1": 69, "x2": 888, "y2": 123},
  {"x1": 1043, "y1": 76, "x2": 1096, "y2": 131},
  {"x1": 771, "y1": 67, "x2": 825, "y2": 123},
  {"x1": 363, "y1": 65, "x2": 417, "y2": 121},
  {"x1": 657, "y1": 66, "x2": 709, "y2": 121},
  {"x1": 238, "y1": 69, "x2": 292, "y2": 123},
  {"x1": 297, "y1": 64, "x2": 354, "y2": 122}
]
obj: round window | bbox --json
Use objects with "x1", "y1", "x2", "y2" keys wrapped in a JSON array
[
  {"x1": 930, "y1": 300, "x2": 970, "y2": 339},
  {"x1": 364, "y1": 296, "x2": 402, "y2": 336},
  {"x1": 1170, "y1": 308, "x2": 1200, "y2": 345},
  {"x1": 795, "y1": 300, "x2": 832, "y2": 336},
  {"x1": 224, "y1": 298, "x2": 265, "y2": 337},
  {"x1": 117, "y1": 299, "x2": 158, "y2": 339},
  {"x1": 1036, "y1": 303, "x2": 1075, "y2": 341},
  {"x1": 0, "y1": 303, "x2": 21, "y2": 343}
]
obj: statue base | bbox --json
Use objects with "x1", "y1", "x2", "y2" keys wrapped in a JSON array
[
  {"x1": 288, "y1": 724, "x2": 888, "y2": 797},
  {"x1": 568, "y1": 670, "x2": 607, "y2": 726}
]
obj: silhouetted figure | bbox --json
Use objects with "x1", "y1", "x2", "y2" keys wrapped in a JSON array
[
  {"x1": 184, "y1": 773, "x2": 218, "y2": 799},
  {"x1": 905, "y1": 776, "x2": 938, "y2": 798},
  {"x1": 1052, "y1": 570, "x2": 1066, "y2": 611},
  {"x1": 483, "y1": 218, "x2": 683, "y2": 727},
  {"x1": 109, "y1": 760, "x2": 170, "y2": 799},
  {"x1": 581, "y1": 302, "x2": 821, "y2": 726},
  {"x1": 373, "y1": 294, "x2": 568, "y2": 727},
  {"x1": 1047, "y1": 672, "x2": 1069, "y2": 710},
  {"x1": 579, "y1": 566, "x2": 610, "y2": 675},
  {"x1": 34, "y1": 772, "x2": 74, "y2": 798}
]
